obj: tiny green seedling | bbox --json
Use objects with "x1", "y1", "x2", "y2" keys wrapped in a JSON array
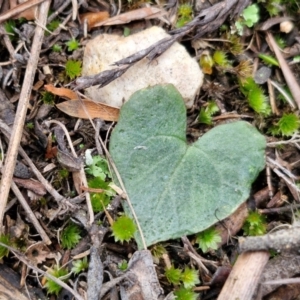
[
  {"x1": 176, "y1": 4, "x2": 193, "y2": 28},
  {"x1": 258, "y1": 0, "x2": 282, "y2": 16},
  {"x1": 60, "y1": 223, "x2": 81, "y2": 249},
  {"x1": 174, "y1": 287, "x2": 198, "y2": 300},
  {"x1": 243, "y1": 211, "x2": 267, "y2": 236},
  {"x1": 239, "y1": 77, "x2": 271, "y2": 115},
  {"x1": 66, "y1": 38, "x2": 80, "y2": 52},
  {"x1": 65, "y1": 60, "x2": 82, "y2": 80},
  {"x1": 52, "y1": 44, "x2": 62, "y2": 52},
  {"x1": 235, "y1": 4, "x2": 260, "y2": 35},
  {"x1": 41, "y1": 91, "x2": 55, "y2": 105},
  {"x1": 165, "y1": 265, "x2": 182, "y2": 285},
  {"x1": 118, "y1": 260, "x2": 128, "y2": 271},
  {"x1": 258, "y1": 53, "x2": 279, "y2": 67},
  {"x1": 195, "y1": 227, "x2": 221, "y2": 253},
  {"x1": 213, "y1": 50, "x2": 231, "y2": 67},
  {"x1": 269, "y1": 113, "x2": 300, "y2": 137},
  {"x1": 111, "y1": 215, "x2": 137, "y2": 243},
  {"x1": 44, "y1": 265, "x2": 69, "y2": 295},
  {"x1": 72, "y1": 257, "x2": 89, "y2": 274},
  {"x1": 198, "y1": 101, "x2": 219, "y2": 125},
  {"x1": 85, "y1": 153, "x2": 110, "y2": 180},
  {"x1": 0, "y1": 234, "x2": 10, "y2": 259}
]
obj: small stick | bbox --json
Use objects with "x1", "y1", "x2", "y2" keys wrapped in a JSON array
[
  {"x1": 10, "y1": 181, "x2": 51, "y2": 245},
  {"x1": 0, "y1": 0, "x2": 51, "y2": 229},
  {"x1": 0, "y1": 0, "x2": 46, "y2": 23}
]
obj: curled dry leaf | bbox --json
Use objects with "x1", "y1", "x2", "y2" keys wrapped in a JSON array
[
  {"x1": 79, "y1": 11, "x2": 110, "y2": 30},
  {"x1": 44, "y1": 84, "x2": 78, "y2": 100},
  {"x1": 57, "y1": 100, "x2": 119, "y2": 121},
  {"x1": 44, "y1": 84, "x2": 119, "y2": 121}
]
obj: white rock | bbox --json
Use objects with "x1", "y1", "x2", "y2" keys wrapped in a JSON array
[{"x1": 82, "y1": 26, "x2": 203, "y2": 108}]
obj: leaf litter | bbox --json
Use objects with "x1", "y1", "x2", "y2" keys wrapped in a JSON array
[{"x1": 0, "y1": 0, "x2": 299, "y2": 299}]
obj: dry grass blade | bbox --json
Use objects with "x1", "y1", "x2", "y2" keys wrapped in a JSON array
[{"x1": 267, "y1": 32, "x2": 300, "y2": 109}]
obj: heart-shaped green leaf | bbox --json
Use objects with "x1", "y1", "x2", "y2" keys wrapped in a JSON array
[{"x1": 110, "y1": 85, "x2": 266, "y2": 248}]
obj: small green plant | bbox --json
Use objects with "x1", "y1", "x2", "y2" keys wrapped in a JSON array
[
  {"x1": 111, "y1": 215, "x2": 137, "y2": 243},
  {"x1": 174, "y1": 287, "x2": 198, "y2": 300},
  {"x1": 213, "y1": 50, "x2": 231, "y2": 67},
  {"x1": 41, "y1": 91, "x2": 55, "y2": 105},
  {"x1": 65, "y1": 60, "x2": 82, "y2": 80},
  {"x1": 165, "y1": 265, "x2": 200, "y2": 288},
  {"x1": 52, "y1": 44, "x2": 62, "y2": 52},
  {"x1": 87, "y1": 176, "x2": 116, "y2": 212},
  {"x1": 85, "y1": 154, "x2": 110, "y2": 180},
  {"x1": 269, "y1": 113, "x2": 300, "y2": 136},
  {"x1": 181, "y1": 267, "x2": 200, "y2": 289},
  {"x1": 274, "y1": 35, "x2": 286, "y2": 49},
  {"x1": 71, "y1": 257, "x2": 89, "y2": 274},
  {"x1": 60, "y1": 223, "x2": 81, "y2": 249},
  {"x1": 235, "y1": 4, "x2": 260, "y2": 35},
  {"x1": 243, "y1": 211, "x2": 267, "y2": 236},
  {"x1": 4, "y1": 20, "x2": 16, "y2": 40},
  {"x1": 258, "y1": 53, "x2": 279, "y2": 67},
  {"x1": 198, "y1": 101, "x2": 219, "y2": 125},
  {"x1": 165, "y1": 265, "x2": 182, "y2": 285},
  {"x1": 58, "y1": 169, "x2": 69, "y2": 180},
  {"x1": 26, "y1": 122, "x2": 34, "y2": 129},
  {"x1": 0, "y1": 234, "x2": 10, "y2": 259},
  {"x1": 118, "y1": 260, "x2": 128, "y2": 271},
  {"x1": 44, "y1": 265, "x2": 69, "y2": 295},
  {"x1": 223, "y1": 32, "x2": 244, "y2": 55},
  {"x1": 151, "y1": 243, "x2": 167, "y2": 260},
  {"x1": 66, "y1": 38, "x2": 80, "y2": 52},
  {"x1": 199, "y1": 51, "x2": 214, "y2": 74},
  {"x1": 176, "y1": 4, "x2": 193, "y2": 28},
  {"x1": 195, "y1": 227, "x2": 221, "y2": 253},
  {"x1": 258, "y1": 0, "x2": 282, "y2": 16},
  {"x1": 239, "y1": 77, "x2": 271, "y2": 115},
  {"x1": 46, "y1": 19, "x2": 60, "y2": 34}
]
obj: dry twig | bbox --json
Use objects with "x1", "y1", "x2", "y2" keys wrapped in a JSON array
[{"x1": 0, "y1": 1, "x2": 51, "y2": 228}]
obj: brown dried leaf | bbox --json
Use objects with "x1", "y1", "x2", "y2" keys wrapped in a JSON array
[
  {"x1": 92, "y1": 7, "x2": 166, "y2": 27},
  {"x1": 13, "y1": 177, "x2": 47, "y2": 196},
  {"x1": 79, "y1": 11, "x2": 110, "y2": 30},
  {"x1": 44, "y1": 84, "x2": 78, "y2": 100},
  {"x1": 56, "y1": 99, "x2": 119, "y2": 121},
  {"x1": 26, "y1": 242, "x2": 56, "y2": 265}
]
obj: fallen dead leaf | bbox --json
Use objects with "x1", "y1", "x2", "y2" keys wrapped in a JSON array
[
  {"x1": 79, "y1": 11, "x2": 110, "y2": 30},
  {"x1": 92, "y1": 7, "x2": 167, "y2": 27},
  {"x1": 56, "y1": 99, "x2": 119, "y2": 121},
  {"x1": 45, "y1": 84, "x2": 119, "y2": 121},
  {"x1": 44, "y1": 84, "x2": 78, "y2": 100}
]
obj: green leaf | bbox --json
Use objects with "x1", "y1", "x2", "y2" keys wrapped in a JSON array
[
  {"x1": 242, "y1": 4, "x2": 260, "y2": 27},
  {"x1": 85, "y1": 155, "x2": 110, "y2": 180},
  {"x1": 110, "y1": 85, "x2": 266, "y2": 248},
  {"x1": 0, "y1": 235, "x2": 10, "y2": 259}
]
